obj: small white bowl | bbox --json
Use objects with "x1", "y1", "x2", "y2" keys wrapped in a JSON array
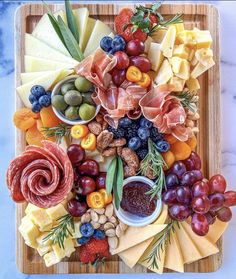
[
  {"x1": 114, "y1": 176, "x2": 162, "y2": 227},
  {"x1": 51, "y1": 75, "x2": 100, "y2": 125}
]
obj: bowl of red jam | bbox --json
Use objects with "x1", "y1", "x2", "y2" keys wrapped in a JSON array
[{"x1": 114, "y1": 176, "x2": 162, "y2": 227}]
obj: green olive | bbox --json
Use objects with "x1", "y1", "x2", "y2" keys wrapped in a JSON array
[
  {"x1": 61, "y1": 82, "x2": 76, "y2": 95},
  {"x1": 75, "y1": 76, "x2": 93, "y2": 93},
  {"x1": 51, "y1": 95, "x2": 68, "y2": 110},
  {"x1": 81, "y1": 92, "x2": 94, "y2": 105},
  {"x1": 65, "y1": 106, "x2": 79, "y2": 120},
  {"x1": 64, "y1": 90, "x2": 82, "y2": 106},
  {"x1": 79, "y1": 103, "x2": 96, "y2": 121}
]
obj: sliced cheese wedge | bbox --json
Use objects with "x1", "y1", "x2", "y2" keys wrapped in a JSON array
[
  {"x1": 164, "y1": 229, "x2": 184, "y2": 272},
  {"x1": 181, "y1": 222, "x2": 219, "y2": 259},
  {"x1": 175, "y1": 59, "x2": 190, "y2": 80},
  {"x1": 175, "y1": 222, "x2": 202, "y2": 264},
  {"x1": 151, "y1": 28, "x2": 167, "y2": 44},
  {"x1": 153, "y1": 204, "x2": 168, "y2": 224},
  {"x1": 25, "y1": 33, "x2": 78, "y2": 65},
  {"x1": 186, "y1": 77, "x2": 200, "y2": 92},
  {"x1": 160, "y1": 25, "x2": 176, "y2": 58},
  {"x1": 32, "y1": 11, "x2": 70, "y2": 56},
  {"x1": 144, "y1": 36, "x2": 153, "y2": 53},
  {"x1": 24, "y1": 55, "x2": 76, "y2": 72},
  {"x1": 17, "y1": 68, "x2": 73, "y2": 108},
  {"x1": 84, "y1": 20, "x2": 112, "y2": 57},
  {"x1": 73, "y1": 8, "x2": 89, "y2": 50},
  {"x1": 148, "y1": 42, "x2": 164, "y2": 72},
  {"x1": 82, "y1": 17, "x2": 96, "y2": 52},
  {"x1": 191, "y1": 58, "x2": 215, "y2": 79},
  {"x1": 206, "y1": 219, "x2": 228, "y2": 244},
  {"x1": 21, "y1": 71, "x2": 53, "y2": 84},
  {"x1": 154, "y1": 59, "x2": 173, "y2": 85},
  {"x1": 110, "y1": 224, "x2": 166, "y2": 255}
]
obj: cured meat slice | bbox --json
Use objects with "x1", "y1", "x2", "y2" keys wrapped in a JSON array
[{"x1": 6, "y1": 141, "x2": 73, "y2": 208}]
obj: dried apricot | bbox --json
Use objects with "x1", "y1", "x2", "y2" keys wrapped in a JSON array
[
  {"x1": 40, "y1": 106, "x2": 62, "y2": 128},
  {"x1": 162, "y1": 151, "x2": 175, "y2": 170},
  {"x1": 13, "y1": 108, "x2": 38, "y2": 131},
  {"x1": 186, "y1": 134, "x2": 197, "y2": 150},
  {"x1": 170, "y1": 141, "x2": 191, "y2": 161},
  {"x1": 164, "y1": 134, "x2": 178, "y2": 145},
  {"x1": 26, "y1": 124, "x2": 45, "y2": 146},
  {"x1": 37, "y1": 119, "x2": 55, "y2": 142}
]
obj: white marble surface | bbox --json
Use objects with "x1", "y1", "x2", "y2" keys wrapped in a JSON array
[{"x1": 1, "y1": 0, "x2": 236, "y2": 278}]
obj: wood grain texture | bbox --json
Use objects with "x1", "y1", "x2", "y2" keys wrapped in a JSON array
[{"x1": 14, "y1": 3, "x2": 221, "y2": 274}]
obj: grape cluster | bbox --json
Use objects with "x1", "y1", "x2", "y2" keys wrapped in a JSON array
[{"x1": 162, "y1": 151, "x2": 236, "y2": 236}]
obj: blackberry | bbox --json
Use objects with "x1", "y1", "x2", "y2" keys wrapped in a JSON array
[
  {"x1": 107, "y1": 126, "x2": 125, "y2": 139},
  {"x1": 126, "y1": 127, "x2": 137, "y2": 140},
  {"x1": 140, "y1": 139, "x2": 148, "y2": 148},
  {"x1": 137, "y1": 149, "x2": 148, "y2": 160},
  {"x1": 150, "y1": 127, "x2": 163, "y2": 142}
]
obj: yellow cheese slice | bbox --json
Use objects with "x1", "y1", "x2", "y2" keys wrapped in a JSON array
[
  {"x1": 110, "y1": 224, "x2": 166, "y2": 255},
  {"x1": 151, "y1": 28, "x2": 167, "y2": 43},
  {"x1": 186, "y1": 77, "x2": 200, "y2": 92},
  {"x1": 82, "y1": 17, "x2": 96, "y2": 52},
  {"x1": 164, "y1": 229, "x2": 184, "y2": 272},
  {"x1": 148, "y1": 42, "x2": 164, "y2": 72},
  {"x1": 175, "y1": 222, "x2": 202, "y2": 264},
  {"x1": 206, "y1": 219, "x2": 228, "y2": 244},
  {"x1": 32, "y1": 11, "x2": 70, "y2": 56},
  {"x1": 175, "y1": 59, "x2": 190, "y2": 80},
  {"x1": 181, "y1": 222, "x2": 219, "y2": 259},
  {"x1": 72, "y1": 221, "x2": 82, "y2": 239},
  {"x1": 21, "y1": 71, "x2": 53, "y2": 84},
  {"x1": 160, "y1": 25, "x2": 176, "y2": 58},
  {"x1": 168, "y1": 76, "x2": 185, "y2": 92},
  {"x1": 46, "y1": 204, "x2": 68, "y2": 221},
  {"x1": 37, "y1": 245, "x2": 52, "y2": 257},
  {"x1": 73, "y1": 8, "x2": 89, "y2": 50},
  {"x1": 191, "y1": 58, "x2": 215, "y2": 79},
  {"x1": 25, "y1": 33, "x2": 78, "y2": 65},
  {"x1": 19, "y1": 216, "x2": 40, "y2": 248},
  {"x1": 153, "y1": 204, "x2": 168, "y2": 224},
  {"x1": 173, "y1": 44, "x2": 190, "y2": 60},
  {"x1": 144, "y1": 36, "x2": 154, "y2": 53},
  {"x1": 28, "y1": 208, "x2": 52, "y2": 232},
  {"x1": 52, "y1": 243, "x2": 65, "y2": 260},
  {"x1": 24, "y1": 55, "x2": 76, "y2": 72},
  {"x1": 154, "y1": 59, "x2": 173, "y2": 85},
  {"x1": 84, "y1": 20, "x2": 112, "y2": 57}
]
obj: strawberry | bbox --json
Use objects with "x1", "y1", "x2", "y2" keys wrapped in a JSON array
[
  {"x1": 86, "y1": 238, "x2": 109, "y2": 254},
  {"x1": 122, "y1": 25, "x2": 147, "y2": 42},
  {"x1": 114, "y1": 8, "x2": 134, "y2": 35},
  {"x1": 80, "y1": 246, "x2": 96, "y2": 264},
  {"x1": 144, "y1": 13, "x2": 158, "y2": 27}
]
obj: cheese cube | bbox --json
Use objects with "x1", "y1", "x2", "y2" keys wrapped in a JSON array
[
  {"x1": 191, "y1": 56, "x2": 198, "y2": 66},
  {"x1": 160, "y1": 26, "x2": 176, "y2": 57},
  {"x1": 25, "y1": 203, "x2": 39, "y2": 215},
  {"x1": 72, "y1": 221, "x2": 82, "y2": 239},
  {"x1": 19, "y1": 216, "x2": 40, "y2": 247},
  {"x1": 29, "y1": 208, "x2": 52, "y2": 231},
  {"x1": 169, "y1": 57, "x2": 183, "y2": 74},
  {"x1": 175, "y1": 59, "x2": 190, "y2": 80},
  {"x1": 173, "y1": 44, "x2": 190, "y2": 59},
  {"x1": 195, "y1": 48, "x2": 213, "y2": 66},
  {"x1": 188, "y1": 48, "x2": 195, "y2": 62},
  {"x1": 37, "y1": 245, "x2": 52, "y2": 256},
  {"x1": 176, "y1": 30, "x2": 197, "y2": 48},
  {"x1": 168, "y1": 76, "x2": 185, "y2": 92},
  {"x1": 151, "y1": 28, "x2": 167, "y2": 43},
  {"x1": 36, "y1": 233, "x2": 52, "y2": 247},
  {"x1": 52, "y1": 243, "x2": 65, "y2": 260},
  {"x1": 195, "y1": 30, "x2": 213, "y2": 49},
  {"x1": 144, "y1": 36, "x2": 153, "y2": 53},
  {"x1": 73, "y1": 238, "x2": 80, "y2": 248},
  {"x1": 64, "y1": 238, "x2": 76, "y2": 257},
  {"x1": 46, "y1": 204, "x2": 68, "y2": 221},
  {"x1": 148, "y1": 42, "x2": 164, "y2": 71},
  {"x1": 186, "y1": 77, "x2": 200, "y2": 92},
  {"x1": 44, "y1": 251, "x2": 61, "y2": 267},
  {"x1": 154, "y1": 59, "x2": 173, "y2": 85},
  {"x1": 173, "y1": 23, "x2": 184, "y2": 34},
  {"x1": 191, "y1": 58, "x2": 215, "y2": 78}
]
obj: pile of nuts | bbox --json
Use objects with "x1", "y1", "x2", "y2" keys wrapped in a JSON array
[
  {"x1": 80, "y1": 203, "x2": 128, "y2": 250},
  {"x1": 186, "y1": 110, "x2": 200, "y2": 134}
]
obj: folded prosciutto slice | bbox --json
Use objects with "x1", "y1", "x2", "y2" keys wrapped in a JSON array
[{"x1": 139, "y1": 85, "x2": 190, "y2": 141}]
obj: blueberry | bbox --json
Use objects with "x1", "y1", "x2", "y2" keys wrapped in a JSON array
[
  {"x1": 93, "y1": 229, "x2": 105, "y2": 240},
  {"x1": 46, "y1": 90, "x2": 52, "y2": 95},
  {"x1": 77, "y1": 236, "x2": 90, "y2": 245},
  {"x1": 119, "y1": 117, "x2": 132, "y2": 128},
  {"x1": 39, "y1": 94, "x2": 51, "y2": 107},
  {"x1": 138, "y1": 127, "x2": 150, "y2": 140},
  {"x1": 29, "y1": 94, "x2": 37, "y2": 104},
  {"x1": 30, "y1": 85, "x2": 46, "y2": 99},
  {"x1": 80, "y1": 222, "x2": 94, "y2": 237},
  {"x1": 32, "y1": 101, "x2": 42, "y2": 113},
  {"x1": 111, "y1": 35, "x2": 126, "y2": 52},
  {"x1": 140, "y1": 117, "x2": 153, "y2": 129},
  {"x1": 128, "y1": 137, "x2": 141, "y2": 150},
  {"x1": 155, "y1": 140, "x2": 170, "y2": 153},
  {"x1": 100, "y1": 36, "x2": 113, "y2": 52}
]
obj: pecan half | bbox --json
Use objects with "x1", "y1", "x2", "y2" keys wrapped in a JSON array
[
  {"x1": 102, "y1": 147, "x2": 117, "y2": 157},
  {"x1": 121, "y1": 148, "x2": 139, "y2": 171},
  {"x1": 97, "y1": 130, "x2": 114, "y2": 151},
  {"x1": 109, "y1": 138, "x2": 126, "y2": 147},
  {"x1": 88, "y1": 121, "x2": 102, "y2": 135}
]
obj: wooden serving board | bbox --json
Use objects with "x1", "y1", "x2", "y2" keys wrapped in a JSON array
[{"x1": 15, "y1": 2, "x2": 221, "y2": 274}]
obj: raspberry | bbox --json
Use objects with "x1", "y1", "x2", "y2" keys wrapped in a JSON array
[
  {"x1": 86, "y1": 238, "x2": 109, "y2": 254},
  {"x1": 80, "y1": 245, "x2": 96, "y2": 264}
]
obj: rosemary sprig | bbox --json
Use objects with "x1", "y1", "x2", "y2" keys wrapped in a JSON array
[
  {"x1": 150, "y1": 13, "x2": 183, "y2": 34},
  {"x1": 140, "y1": 139, "x2": 166, "y2": 200},
  {"x1": 175, "y1": 91, "x2": 198, "y2": 113},
  {"x1": 43, "y1": 214, "x2": 74, "y2": 249},
  {"x1": 143, "y1": 220, "x2": 179, "y2": 270},
  {"x1": 41, "y1": 124, "x2": 71, "y2": 144}
]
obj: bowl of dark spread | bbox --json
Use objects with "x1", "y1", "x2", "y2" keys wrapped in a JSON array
[{"x1": 115, "y1": 176, "x2": 162, "y2": 227}]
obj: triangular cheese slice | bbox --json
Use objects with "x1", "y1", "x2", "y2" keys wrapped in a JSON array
[
  {"x1": 82, "y1": 17, "x2": 96, "y2": 52},
  {"x1": 153, "y1": 204, "x2": 168, "y2": 225},
  {"x1": 17, "y1": 68, "x2": 74, "y2": 108},
  {"x1": 21, "y1": 71, "x2": 53, "y2": 84},
  {"x1": 181, "y1": 222, "x2": 219, "y2": 258},
  {"x1": 164, "y1": 230, "x2": 184, "y2": 272},
  {"x1": 24, "y1": 56, "x2": 76, "y2": 72},
  {"x1": 73, "y1": 8, "x2": 89, "y2": 50},
  {"x1": 175, "y1": 223, "x2": 202, "y2": 264},
  {"x1": 25, "y1": 34, "x2": 78, "y2": 65},
  {"x1": 32, "y1": 11, "x2": 70, "y2": 56},
  {"x1": 206, "y1": 219, "x2": 228, "y2": 244},
  {"x1": 110, "y1": 224, "x2": 166, "y2": 255}
]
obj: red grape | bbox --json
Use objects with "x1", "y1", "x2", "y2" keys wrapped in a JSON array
[
  {"x1": 75, "y1": 194, "x2": 87, "y2": 203},
  {"x1": 129, "y1": 56, "x2": 151, "y2": 73},
  {"x1": 209, "y1": 193, "x2": 225, "y2": 211},
  {"x1": 96, "y1": 173, "x2": 106, "y2": 190},
  {"x1": 181, "y1": 170, "x2": 203, "y2": 187},
  {"x1": 205, "y1": 212, "x2": 216, "y2": 225},
  {"x1": 162, "y1": 189, "x2": 177, "y2": 205},
  {"x1": 224, "y1": 191, "x2": 236, "y2": 207},
  {"x1": 67, "y1": 199, "x2": 88, "y2": 217},
  {"x1": 191, "y1": 195, "x2": 210, "y2": 214},
  {"x1": 165, "y1": 174, "x2": 179, "y2": 189},
  {"x1": 209, "y1": 174, "x2": 226, "y2": 194},
  {"x1": 67, "y1": 144, "x2": 85, "y2": 166},
  {"x1": 114, "y1": 51, "x2": 130, "y2": 70},
  {"x1": 191, "y1": 213, "x2": 209, "y2": 236},
  {"x1": 169, "y1": 161, "x2": 186, "y2": 179},
  {"x1": 216, "y1": 207, "x2": 232, "y2": 222},
  {"x1": 111, "y1": 68, "x2": 126, "y2": 86},
  {"x1": 77, "y1": 159, "x2": 100, "y2": 176},
  {"x1": 77, "y1": 176, "x2": 96, "y2": 195},
  {"x1": 126, "y1": 39, "x2": 145, "y2": 56},
  {"x1": 192, "y1": 181, "x2": 209, "y2": 197},
  {"x1": 176, "y1": 186, "x2": 191, "y2": 204},
  {"x1": 183, "y1": 152, "x2": 201, "y2": 171},
  {"x1": 168, "y1": 204, "x2": 191, "y2": 221}
]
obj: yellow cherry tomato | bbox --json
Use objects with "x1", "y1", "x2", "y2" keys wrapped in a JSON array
[
  {"x1": 81, "y1": 133, "x2": 96, "y2": 151},
  {"x1": 99, "y1": 189, "x2": 113, "y2": 205},
  {"x1": 86, "y1": 192, "x2": 105, "y2": 209},
  {"x1": 137, "y1": 73, "x2": 151, "y2": 88},
  {"x1": 126, "y1": 66, "x2": 142, "y2": 83},
  {"x1": 71, "y1": 124, "x2": 89, "y2": 139}
]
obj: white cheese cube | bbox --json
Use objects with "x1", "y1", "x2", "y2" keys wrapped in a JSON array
[
  {"x1": 44, "y1": 251, "x2": 61, "y2": 267},
  {"x1": 195, "y1": 48, "x2": 213, "y2": 66},
  {"x1": 36, "y1": 233, "x2": 52, "y2": 247},
  {"x1": 19, "y1": 216, "x2": 40, "y2": 247},
  {"x1": 37, "y1": 245, "x2": 52, "y2": 256},
  {"x1": 168, "y1": 76, "x2": 185, "y2": 92},
  {"x1": 52, "y1": 243, "x2": 65, "y2": 260},
  {"x1": 46, "y1": 204, "x2": 68, "y2": 221},
  {"x1": 25, "y1": 203, "x2": 39, "y2": 215},
  {"x1": 29, "y1": 208, "x2": 52, "y2": 231}
]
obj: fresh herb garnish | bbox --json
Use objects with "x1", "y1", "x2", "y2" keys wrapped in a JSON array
[
  {"x1": 143, "y1": 220, "x2": 179, "y2": 270},
  {"x1": 41, "y1": 123, "x2": 71, "y2": 144},
  {"x1": 175, "y1": 91, "x2": 198, "y2": 113},
  {"x1": 150, "y1": 13, "x2": 183, "y2": 34},
  {"x1": 140, "y1": 139, "x2": 166, "y2": 200},
  {"x1": 65, "y1": 0, "x2": 80, "y2": 43},
  {"x1": 43, "y1": 214, "x2": 74, "y2": 249},
  {"x1": 106, "y1": 156, "x2": 124, "y2": 210}
]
